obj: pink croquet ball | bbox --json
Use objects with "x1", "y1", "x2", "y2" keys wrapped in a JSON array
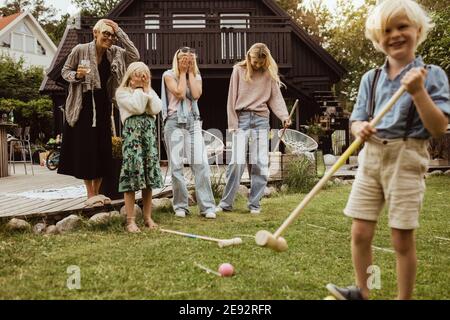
[{"x1": 218, "y1": 263, "x2": 234, "y2": 277}]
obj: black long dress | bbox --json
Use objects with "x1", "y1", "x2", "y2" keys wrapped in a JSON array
[{"x1": 58, "y1": 56, "x2": 112, "y2": 180}]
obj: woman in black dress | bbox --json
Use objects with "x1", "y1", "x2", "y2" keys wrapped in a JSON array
[{"x1": 58, "y1": 19, "x2": 140, "y2": 207}]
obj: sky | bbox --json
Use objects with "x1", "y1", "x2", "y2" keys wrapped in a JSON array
[
  {"x1": 40, "y1": 0, "x2": 79, "y2": 18},
  {"x1": 41, "y1": 0, "x2": 366, "y2": 18}
]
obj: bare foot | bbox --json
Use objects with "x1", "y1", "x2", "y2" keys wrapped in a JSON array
[
  {"x1": 126, "y1": 223, "x2": 141, "y2": 233},
  {"x1": 144, "y1": 219, "x2": 158, "y2": 230}
]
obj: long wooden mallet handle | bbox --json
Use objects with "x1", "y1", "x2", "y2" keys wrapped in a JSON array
[
  {"x1": 273, "y1": 99, "x2": 299, "y2": 152},
  {"x1": 272, "y1": 86, "x2": 406, "y2": 239},
  {"x1": 160, "y1": 228, "x2": 242, "y2": 248}
]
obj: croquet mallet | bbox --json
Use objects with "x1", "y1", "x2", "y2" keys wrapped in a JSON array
[
  {"x1": 160, "y1": 228, "x2": 242, "y2": 248},
  {"x1": 255, "y1": 86, "x2": 407, "y2": 251}
]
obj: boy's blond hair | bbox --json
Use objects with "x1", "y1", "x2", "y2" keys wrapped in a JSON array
[
  {"x1": 118, "y1": 61, "x2": 151, "y2": 91},
  {"x1": 237, "y1": 43, "x2": 285, "y2": 88},
  {"x1": 365, "y1": 0, "x2": 434, "y2": 53},
  {"x1": 171, "y1": 49, "x2": 200, "y2": 79}
]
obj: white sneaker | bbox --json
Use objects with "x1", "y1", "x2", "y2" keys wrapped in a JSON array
[
  {"x1": 250, "y1": 209, "x2": 261, "y2": 214},
  {"x1": 174, "y1": 210, "x2": 186, "y2": 218},
  {"x1": 202, "y1": 212, "x2": 216, "y2": 219},
  {"x1": 215, "y1": 206, "x2": 223, "y2": 213}
]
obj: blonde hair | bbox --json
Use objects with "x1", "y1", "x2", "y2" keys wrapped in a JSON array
[
  {"x1": 93, "y1": 19, "x2": 114, "y2": 34},
  {"x1": 118, "y1": 61, "x2": 151, "y2": 91},
  {"x1": 237, "y1": 43, "x2": 284, "y2": 88},
  {"x1": 365, "y1": 0, "x2": 434, "y2": 53},
  {"x1": 171, "y1": 49, "x2": 200, "y2": 78}
]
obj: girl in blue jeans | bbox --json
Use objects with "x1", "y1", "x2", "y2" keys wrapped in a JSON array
[
  {"x1": 161, "y1": 47, "x2": 216, "y2": 219},
  {"x1": 217, "y1": 43, "x2": 291, "y2": 214}
]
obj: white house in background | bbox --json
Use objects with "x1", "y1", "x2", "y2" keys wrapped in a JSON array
[{"x1": 0, "y1": 11, "x2": 57, "y2": 69}]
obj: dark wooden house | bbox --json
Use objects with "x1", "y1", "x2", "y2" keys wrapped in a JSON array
[{"x1": 40, "y1": 0, "x2": 347, "y2": 155}]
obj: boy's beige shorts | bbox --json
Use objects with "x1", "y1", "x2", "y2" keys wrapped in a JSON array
[{"x1": 344, "y1": 136, "x2": 429, "y2": 230}]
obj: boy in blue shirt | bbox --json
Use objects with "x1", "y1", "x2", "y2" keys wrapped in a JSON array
[{"x1": 327, "y1": 0, "x2": 449, "y2": 300}]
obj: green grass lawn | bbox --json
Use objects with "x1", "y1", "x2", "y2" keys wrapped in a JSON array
[{"x1": 0, "y1": 176, "x2": 449, "y2": 300}]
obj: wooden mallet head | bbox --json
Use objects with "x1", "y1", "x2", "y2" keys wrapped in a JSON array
[{"x1": 255, "y1": 230, "x2": 288, "y2": 252}]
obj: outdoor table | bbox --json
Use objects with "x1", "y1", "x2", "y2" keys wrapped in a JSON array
[{"x1": 0, "y1": 123, "x2": 17, "y2": 178}]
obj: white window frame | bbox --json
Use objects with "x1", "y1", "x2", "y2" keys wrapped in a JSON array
[
  {"x1": 11, "y1": 31, "x2": 37, "y2": 54},
  {"x1": 172, "y1": 14, "x2": 206, "y2": 29},
  {"x1": 145, "y1": 14, "x2": 160, "y2": 51},
  {"x1": 220, "y1": 13, "x2": 250, "y2": 60}
]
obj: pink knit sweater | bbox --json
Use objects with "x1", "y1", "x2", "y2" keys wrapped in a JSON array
[{"x1": 227, "y1": 65, "x2": 289, "y2": 129}]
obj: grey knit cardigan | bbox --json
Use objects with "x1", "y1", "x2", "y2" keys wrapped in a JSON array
[{"x1": 61, "y1": 27, "x2": 140, "y2": 127}]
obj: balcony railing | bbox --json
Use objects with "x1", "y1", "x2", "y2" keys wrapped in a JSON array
[{"x1": 78, "y1": 16, "x2": 293, "y2": 69}]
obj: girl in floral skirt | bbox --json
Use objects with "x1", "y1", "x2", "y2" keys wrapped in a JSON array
[{"x1": 116, "y1": 62, "x2": 163, "y2": 233}]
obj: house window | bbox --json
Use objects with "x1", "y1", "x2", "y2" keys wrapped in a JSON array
[
  {"x1": 25, "y1": 35, "x2": 35, "y2": 53},
  {"x1": 10, "y1": 23, "x2": 36, "y2": 53},
  {"x1": 173, "y1": 14, "x2": 206, "y2": 29},
  {"x1": 220, "y1": 13, "x2": 249, "y2": 60},
  {"x1": 145, "y1": 14, "x2": 159, "y2": 51},
  {"x1": 11, "y1": 32, "x2": 24, "y2": 51}
]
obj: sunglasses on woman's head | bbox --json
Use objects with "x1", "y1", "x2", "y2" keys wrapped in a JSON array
[{"x1": 179, "y1": 47, "x2": 195, "y2": 54}]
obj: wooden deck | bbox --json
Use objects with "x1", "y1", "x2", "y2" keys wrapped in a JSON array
[
  {"x1": 0, "y1": 164, "x2": 172, "y2": 220},
  {"x1": 0, "y1": 159, "x2": 359, "y2": 221}
]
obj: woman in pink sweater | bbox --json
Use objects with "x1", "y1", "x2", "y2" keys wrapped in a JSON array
[{"x1": 217, "y1": 43, "x2": 291, "y2": 214}]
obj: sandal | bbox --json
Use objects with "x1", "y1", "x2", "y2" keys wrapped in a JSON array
[
  {"x1": 126, "y1": 223, "x2": 141, "y2": 233},
  {"x1": 98, "y1": 194, "x2": 112, "y2": 205},
  {"x1": 85, "y1": 195, "x2": 104, "y2": 208},
  {"x1": 144, "y1": 219, "x2": 159, "y2": 230}
]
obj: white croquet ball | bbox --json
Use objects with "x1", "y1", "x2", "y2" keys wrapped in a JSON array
[{"x1": 323, "y1": 154, "x2": 336, "y2": 166}]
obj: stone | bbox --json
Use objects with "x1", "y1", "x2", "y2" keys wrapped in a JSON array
[
  {"x1": 152, "y1": 198, "x2": 172, "y2": 209},
  {"x1": 280, "y1": 184, "x2": 289, "y2": 194},
  {"x1": 323, "y1": 154, "x2": 336, "y2": 166},
  {"x1": 120, "y1": 204, "x2": 142, "y2": 218},
  {"x1": 264, "y1": 186, "x2": 277, "y2": 198},
  {"x1": 109, "y1": 211, "x2": 122, "y2": 219},
  {"x1": 33, "y1": 223, "x2": 46, "y2": 234},
  {"x1": 429, "y1": 170, "x2": 444, "y2": 176},
  {"x1": 238, "y1": 185, "x2": 248, "y2": 198},
  {"x1": 6, "y1": 218, "x2": 31, "y2": 232},
  {"x1": 342, "y1": 179, "x2": 354, "y2": 186},
  {"x1": 44, "y1": 225, "x2": 59, "y2": 235},
  {"x1": 89, "y1": 212, "x2": 112, "y2": 225},
  {"x1": 56, "y1": 215, "x2": 82, "y2": 233}
]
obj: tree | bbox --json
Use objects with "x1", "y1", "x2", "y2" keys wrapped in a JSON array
[
  {"x1": 43, "y1": 14, "x2": 70, "y2": 46},
  {"x1": 29, "y1": 0, "x2": 57, "y2": 26},
  {"x1": 71, "y1": 0, "x2": 121, "y2": 17},
  {"x1": 418, "y1": 4, "x2": 450, "y2": 77},
  {"x1": 323, "y1": 0, "x2": 381, "y2": 106},
  {"x1": 0, "y1": 0, "x2": 31, "y2": 16},
  {"x1": 0, "y1": 54, "x2": 44, "y2": 102},
  {"x1": 276, "y1": 0, "x2": 331, "y2": 44}
]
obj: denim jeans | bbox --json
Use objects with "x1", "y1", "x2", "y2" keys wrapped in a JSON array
[
  {"x1": 219, "y1": 112, "x2": 270, "y2": 211},
  {"x1": 164, "y1": 113, "x2": 216, "y2": 214}
]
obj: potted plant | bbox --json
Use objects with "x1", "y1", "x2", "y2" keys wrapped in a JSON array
[{"x1": 306, "y1": 122, "x2": 325, "y2": 142}]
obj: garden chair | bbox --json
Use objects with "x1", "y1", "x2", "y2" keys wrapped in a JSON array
[
  {"x1": 163, "y1": 130, "x2": 225, "y2": 187},
  {"x1": 8, "y1": 126, "x2": 34, "y2": 175}
]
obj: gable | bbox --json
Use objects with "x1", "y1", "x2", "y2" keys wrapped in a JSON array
[
  {"x1": 0, "y1": 12, "x2": 21, "y2": 31},
  {"x1": 0, "y1": 12, "x2": 57, "y2": 54},
  {"x1": 106, "y1": 0, "x2": 344, "y2": 79}
]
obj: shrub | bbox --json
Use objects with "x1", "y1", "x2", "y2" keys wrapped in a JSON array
[
  {"x1": 283, "y1": 155, "x2": 318, "y2": 193},
  {"x1": 0, "y1": 97, "x2": 53, "y2": 141}
]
